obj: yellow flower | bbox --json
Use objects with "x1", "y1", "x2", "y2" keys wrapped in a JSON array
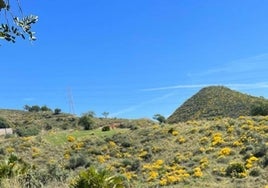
[
  {"x1": 193, "y1": 167, "x2": 203, "y2": 177},
  {"x1": 109, "y1": 141, "x2": 117, "y2": 147},
  {"x1": 172, "y1": 131, "x2": 179, "y2": 136},
  {"x1": 212, "y1": 132, "x2": 224, "y2": 146},
  {"x1": 177, "y1": 136, "x2": 186, "y2": 144},
  {"x1": 64, "y1": 153, "x2": 70, "y2": 159},
  {"x1": 147, "y1": 171, "x2": 158, "y2": 181},
  {"x1": 97, "y1": 155, "x2": 106, "y2": 163},
  {"x1": 245, "y1": 156, "x2": 258, "y2": 169},
  {"x1": 123, "y1": 171, "x2": 137, "y2": 180},
  {"x1": 159, "y1": 178, "x2": 167, "y2": 186},
  {"x1": 67, "y1": 135, "x2": 75, "y2": 142},
  {"x1": 233, "y1": 140, "x2": 243, "y2": 147},
  {"x1": 200, "y1": 157, "x2": 209, "y2": 169},
  {"x1": 167, "y1": 175, "x2": 178, "y2": 183},
  {"x1": 219, "y1": 147, "x2": 231, "y2": 156}
]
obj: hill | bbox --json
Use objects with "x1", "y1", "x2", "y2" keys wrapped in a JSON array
[{"x1": 167, "y1": 86, "x2": 268, "y2": 123}]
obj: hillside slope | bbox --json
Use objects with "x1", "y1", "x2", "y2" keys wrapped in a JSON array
[
  {"x1": 167, "y1": 86, "x2": 268, "y2": 123},
  {"x1": 1, "y1": 116, "x2": 268, "y2": 187}
]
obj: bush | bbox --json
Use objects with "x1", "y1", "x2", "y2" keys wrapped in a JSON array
[
  {"x1": 0, "y1": 117, "x2": 10, "y2": 128},
  {"x1": 78, "y1": 115, "x2": 95, "y2": 130},
  {"x1": 29, "y1": 105, "x2": 41, "y2": 112},
  {"x1": 0, "y1": 154, "x2": 30, "y2": 182},
  {"x1": 67, "y1": 154, "x2": 88, "y2": 170},
  {"x1": 21, "y1": 163, "x2": 68, "y2": 187},
  {"x1": 225, "y1": 163, "x2": 246, "y2": 178},
  {"x1": 70, "y1": 166, "x2": 127, "y2": 188},
  {"x1": 249, "y1": 168, "x2": 261, "y2": 177},
  {"x1": 261, "y1": 154, "x2": 268, "y2": 168},
  {"x1": 54, "y1": 108, "x2": 61, "y2": 115},
  {"x1": 102, "y1": 126, "x2": 110, "y2": 132},
  {"x1": 40, "y1": 105, "x2": 52, "y2": 112},
  {"x1": 15, "y1": 127, "x2": 40, "y2": 137},
  {"x1": 250, "y1": 102, "x2": 268, "y2": 116}
]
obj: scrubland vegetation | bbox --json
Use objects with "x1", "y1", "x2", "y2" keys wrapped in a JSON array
[
  {"x1": 0, "y1": 87, "x2": 268, "y2": 188},
  {"x1": 0, "y1": 112, "x2": 268, "y2": 187}
]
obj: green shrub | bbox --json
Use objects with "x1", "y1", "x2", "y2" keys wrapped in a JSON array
[
  {"x1": 54, "y1": 108, "x2": 61, "y2": 115},
  {"x1": 262, "y1": 154, "x2": 268, "y2": 168},
  {"x1": 44, "y1": 124, "x2": 52, "y2": 130},
  {"x1": 29, "y1": 105, "x2": 41, "y2": 112},
  {"x1": 40, "y1": 105, "x2": 52, "y2": 112},
  {"x1": 250, "y1": 102, "x2": 268, "y2": 116},
  {"x1": 78, "y1": 115, "x2": 95, "y2": 130},
  {"x1": 70, "y1": 166, "x2": 127, "y2": 188},
  {"x1": 102, "y1": 126, "x2": 110, "y2": 132},
  {"x1": 15, "y1": 127, "x2": 40, "y2": 137},
  {"x1": 253, "y1": 143, "x2": 267, "y2": 158},
  {"x1": 67, "y1": 154, "x2": 88, "y2": 170},
  {"x1": 0, "y1": 117, "x2": 10, "y2": 128},
  {"x1": 0, "y1": 154, "x2": 30, "y2": 182},
  {"x1": 249, "y1": 168, "x2": 261, "y2": 177},
  {"x1": 225, "y1": 163, "x2": 246, "y2": 178}
]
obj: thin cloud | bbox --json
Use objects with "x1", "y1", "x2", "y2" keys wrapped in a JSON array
[
  {"x1": 141, "y1": 84, "x2": 212, "y2": 91},
  {"x1": 142, "y1": 82, "x2": 268, "y2": 92},
  {"x1": 23, "y1": 97, "x2": 35, "y2": 101}
]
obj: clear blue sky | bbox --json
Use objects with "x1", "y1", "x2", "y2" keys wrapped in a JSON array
[{"x1": 1, "y1": 0, "x2": 268, "y2": 118}]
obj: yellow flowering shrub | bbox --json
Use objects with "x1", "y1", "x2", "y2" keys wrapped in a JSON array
[
  {"x1": 109, "y1": 141, "x2": 117, "y2": 147},
  {"x1": 211, "y1": 132, "x2": 224, "y2": 146},
  {"x1": 97, "y1": 155, "x2": 107, "y2": 163},
  {"x1": 160, "y1": 165, "x2": 190, "y2": 186},
  {"x1": 172, "y1": 130, "x2": 179, "y2": 136},
  {"x1": 64, "y1": 153, "x2": 70, "y2": 160},
  {"x1": 123, "y1": 171, "x2": 137, "y2": 180},
  {"x1": 177, "y1": 136, "x2": 186, "y2": 144},
  {"x1": 31, "y1": 147, "x2": 40, "y2": 158},
  {"x1": 245, "y1": 156, "x2": 258, "y2": 169},
  {"x1": 219, "y1": 147, "x2": 232, "y2": 156},
  {"x1": 200, "y1": 157, "x2": 209, "y2": 169},
  {"x1": 67, "y1": 135, "x2": 75, "y2": 142},
  {"x1": 147, "y1": 171, "x2": 158, "y2": 181},
  {"x1": 233, "y1": 140, "x2": 243, "y2": 147},
  {"x1": 193, "y1": 167, "x2": 203, "y2": 177}
]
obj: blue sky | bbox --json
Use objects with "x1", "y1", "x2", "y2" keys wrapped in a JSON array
[{"x1": 1, "y1": 0, "x2": 268, "y2": 118}]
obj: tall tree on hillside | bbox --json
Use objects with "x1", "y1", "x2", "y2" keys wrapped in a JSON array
[{"x1": 0, "y1": 0, "x2": 38, "y2": 44}]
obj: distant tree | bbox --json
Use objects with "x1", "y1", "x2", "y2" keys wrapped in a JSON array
[
  {"x1": 29, "y1": 105, "x2": 41, "y2": 112},
  {"x1": 23, "y1": 105, "x2": 31, "y2": 111},
  {"x1": 78, "y1": 114, "x2": 95, "y2": 130},
  {"x1": 153, "y1": 114, "x2": 166, "y2": 124},
  {"x1": 0, "y1": 0, "x2": 38, "y2": 44},
  {"x1": 102, "y1": 112, "x2": 109, "y2": 118},
  {"x1": 54, "y1": 108, "x2": 62, "y2": 115},
  {"x1": 41, "y1": 105, "x2": 52, "y2": 112}
]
